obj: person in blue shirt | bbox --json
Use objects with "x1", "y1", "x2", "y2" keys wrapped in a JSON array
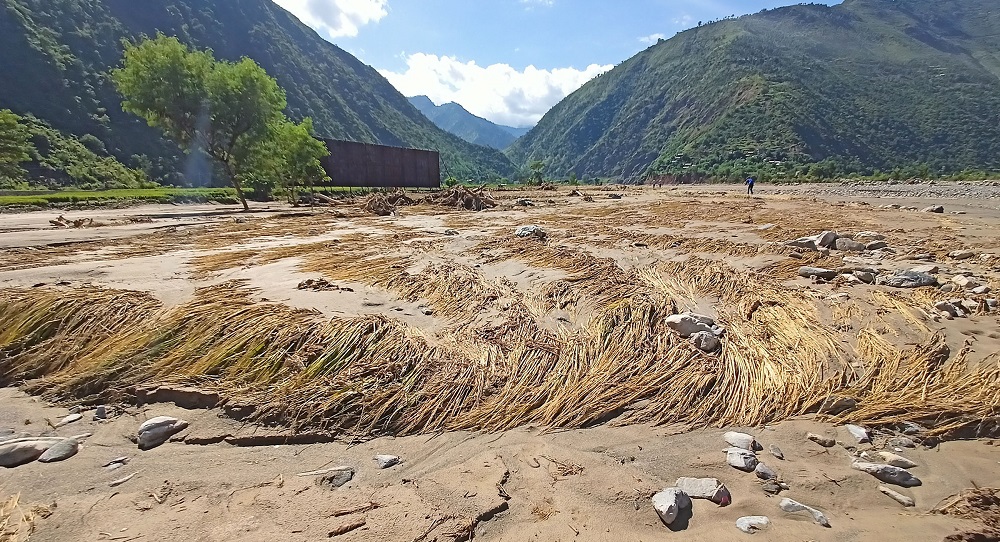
[{"x1": 745, "y1": 176, "x2": 756, "y2": 195}]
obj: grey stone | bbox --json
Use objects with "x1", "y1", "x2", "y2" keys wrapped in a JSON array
[
  {"x1": 768, "y1": 444, "x2": 784, "y2": 460},
  {"x1": 652, "y1": 488, "x2": 691, "y2": 525},
  {"x1": 888, "y1": 436, "x2": 917, "y2": 448},
  {"x1": 878, "y1": 271, "x2": 937, "y2": 288},
  {"x1": 807, "y1": 433, "x2": 836, "y2": 448},
  {"x1": 515, "y1": 225, "x2": 547, "y2": 239},
  {"x1": 723, "y1": 431, "x2": 758, "y2": 451},
  {"x1": 754, "y1": 462, "x2": 777, "y2": 480},
  {"x1": 799, "y1": 266, "x2": 838, "y2": 280},
  {"x1": 736, "y1": 516, "x2": 770, "y2": 534},
  {"x1": 779, "y1": 498, "x2": 830, "y2": 527},
  {"x1": 845, "y1": 424, "x2": 870, "y2": 443},
  {"x1": 835, "y1": 238, "x2": 866, "y2": 252},
  {"x1": 726, "y1": 447, "x2": 759, "y2": 472},
  {"x1": 316, "y1": 467, "x2": 356, "y2": 490},
  {"x1": 691, "y1": 331, "x2": 721, "y2": 353},
  {"x1": 374, "y1": 454, "x2": 400, "y2": 469},
  {"x1": 853, "y1": 271, "x2": 876, "y2": 284},
  {"x1": 878, "y1": 486, "x2": 915, "y2": 507},
  {"x1": 675, "y1": 477, "x2": 731, "y2": 505},
  {"x1": 851, "y1": 461, "x2": 922, "y2": 487},
  {"x1": 38, "y1": 438, "x2": 80, "y2": 463}
]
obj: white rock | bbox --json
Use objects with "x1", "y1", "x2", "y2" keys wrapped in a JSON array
[
  {"x1": 878, "y1": 486, "x2": 915, "y2": 507},
  {"x1": 56, "y1": 413, "x2": 82, "y2": 428},
  {"x1": 851, "y1": 461, "x2": 922, "y2": 487},
  {"x1": 723, "y1": 431, "x2": 758, "y2": 451},
  {"x1": 779, "y1": 498, "x2": 830, "y2": 527},
  {"x1": 374, "y1": 454, "x2": 400, "y2": 469},
  {"x1": 675, "y1": 477, "x2": 731, "y2": 505},
  {"x1": 652, "y1": 488, "x2": 691, "y2": 525},
  {"x1": 736, "y1": 516, "x2": 770, "y2": 534},
  {"x1": 726, "y1": 447, "x2": 759, "y2": 472},
  {"x1": 665, "y1": 313, "x2": 714, "y2": 338},
  {"x1": 845, "y1": 424, "x2": 870, "y2": 443}
]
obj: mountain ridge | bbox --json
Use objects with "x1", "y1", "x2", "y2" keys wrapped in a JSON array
[
  {"x1": 408, "y1": 95, "x2": 529, "y2": 150},
  {"x1": 507, "y1": 0, "x2": 1000, "y2": 180}
]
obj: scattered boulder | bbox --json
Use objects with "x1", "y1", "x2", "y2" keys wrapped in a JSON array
[
  {"x1": 949, "y1": 250, "x2": 975, "y2": 260},
  {"x1": 515, "y1": 225, "x2": 547, "y2": 239},
  {"x1": 736, "y1": 516, "x2": 770, "y2": 534},
  {"x1": 888, "y1": 436, "x2": 917, "y2": 448},
  {"x1": 38, "y1": 437, "x2": 80, "y2": 463},
  {"x1": 374, "y1": 454, "x2": 400, "y2": 469},
  {"x1": 878, "y1": 486, "x2": 915, "y2": 507},
  {"x1": 921, "y1": 205, "x2": 944, "y2": 213},
  {"x1": 137, "y1": 416, "x2": 190, "y2": 450},
  {"x1": 768, "y1": 444, "x2": 784, "y2": 460},
  {"x1": 724, "y1": 432, "x2": 759, "y2": 451},
  {"x1": 652, "y1": 488, "x2": 691, "y2": 525},
  {"x1": 807, "y1": 433, "x2": 836, "y2": 448},
  {"x1": 799, "y1": 267, "x2": 838, "y2": 280},
  {"x1": 665, "y1": 312, "x2": 715, "y2": 338},
  {"x1": 754, "y1": 462, "x2": 777, "y2": 480},
  {"x1": 816, "y1": 396, "x2": 857, "y2": 415},
  {"x1": 691, "y1": 331, "x2": 722, "y2": 353},
  {"x1": 675, "y1": 477, "x2": 731, "y2": 505},
  {"x1": 845, "y1": 424, "x2": 870, "y2": 444},
  {"x1": 316, "y1": 466, "x2": 356, "y2": 490},
  {"x1": 835, "y1": 238, "x2": 866, "y2": 252},
  {"x1": 853, "y1": 271, "x2": 876, "y2": 284},
  {"x1": 862, "y1": 451, "x2": 917, "y2": 469},
  {"x1": 779, "y1": 498, "x2": 830, "y2": 527},
  {"x1": 877, "y1": 270, "x2": 937, "y2": 289},
  {"x1": 851, "y1": 461, "x2": 922, "y2": 487},
  {"x1": 726, "y1": 447, "x2": 759, "y2": 472},
  {"x1": 952, "y1": 275, "x2": 981, "y2": 289}
]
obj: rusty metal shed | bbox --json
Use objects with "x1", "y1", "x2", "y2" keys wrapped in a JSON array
[{"x1": 319, "y1": 139, "x2": 441, "y2": 188}]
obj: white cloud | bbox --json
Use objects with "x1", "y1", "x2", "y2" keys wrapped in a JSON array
[
  {"x1": 272, "y1": 0, "x2": 387, "y2": 38},
  {"x1": 638, "y1": 33, "x2": 666, "y2": 45},
  {"x1": 380, "y1": 53, "x2": 611, "y2": 127}
]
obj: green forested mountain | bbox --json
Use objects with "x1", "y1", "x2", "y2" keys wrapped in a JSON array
[
  {"x1": 0, "y1": 0, "x2": 515, "y2": 186},
  {"x1": 408, "y1": 96, "x2": 527, "y2": 150},
  {"x1": 508, "y1": 0, "x2": 1000, "y2": 181}
]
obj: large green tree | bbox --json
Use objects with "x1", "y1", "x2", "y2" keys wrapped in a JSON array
[
  {"x1": 112, "y1": 35, "x2": 289, "y2": 210},
  {"x1": 0, "y1": 109, "x2": 33, "y2": 182}
]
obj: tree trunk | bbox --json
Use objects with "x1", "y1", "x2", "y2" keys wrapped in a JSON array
[{"x1": 224, "y1": 162, "x2": 249, "y2": 211}]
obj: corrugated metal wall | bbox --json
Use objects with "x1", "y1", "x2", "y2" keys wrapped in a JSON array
[{"x1": 319, "y1": 139, "x2": 441, "y2": 188}]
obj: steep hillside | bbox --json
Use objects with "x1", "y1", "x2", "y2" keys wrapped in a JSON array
[
  {"x1": 0, "y1": 0, "x2": 514, "y2": 185},
  {"x1": 507, "y1": 0, "x2": 1000, "y2": 180},
  {"x1": 409, "y1": 96, "x2": 527, "y2": 150}
]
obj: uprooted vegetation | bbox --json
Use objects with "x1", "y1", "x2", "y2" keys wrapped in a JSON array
[{"x1": 1, "y1": 221, "x2": 998, "y2": 438}]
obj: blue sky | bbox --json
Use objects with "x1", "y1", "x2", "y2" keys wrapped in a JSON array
[{"x1": 273, "y1": 0, "x2": 839, "y2": 127}]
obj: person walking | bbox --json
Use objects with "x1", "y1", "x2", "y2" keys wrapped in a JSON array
[{"x1": 745, "y1": 176, "x2": 756, "y2": 195}]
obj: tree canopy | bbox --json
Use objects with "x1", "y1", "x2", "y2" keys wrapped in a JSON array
[{"x1": 113, "y1": 35, "x2": 303, "y2": 209}]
